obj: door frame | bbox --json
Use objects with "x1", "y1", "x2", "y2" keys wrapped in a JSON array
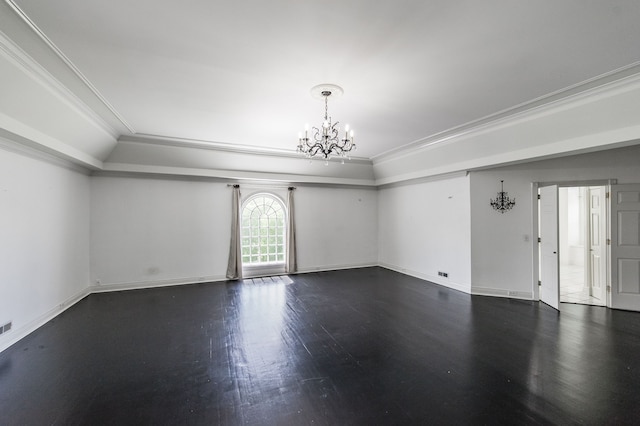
[{"x1": 532, "y1": 179, "x2": 616, "y2": 307}]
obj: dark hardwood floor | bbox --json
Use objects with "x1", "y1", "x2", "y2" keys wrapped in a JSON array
[{"x1": 1, "y1": 267, "x2": 639, "y2": 425}]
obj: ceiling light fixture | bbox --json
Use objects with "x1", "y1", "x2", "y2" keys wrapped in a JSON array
[{"x1": 297, "y1": 84, "x2": 355, "y2": 164}]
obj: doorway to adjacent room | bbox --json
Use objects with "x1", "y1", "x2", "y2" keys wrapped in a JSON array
[{"x1": 558, "y1": 186, "x2": 606, "y2": 306}]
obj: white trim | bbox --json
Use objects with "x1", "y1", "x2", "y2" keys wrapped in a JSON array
[
  {"x1": 0, "y1": 113, "x2": 104, "y2": 169},
  {"x1": 372, "y1": 62, "x2": 640, "y2": 164},
  {"x1": 296, "y1": 262, "x2": 377, "y2": 274},
  {"x1": 0, "y1": 287, "x2": 90, "y2": 353},
  {"x1": 0, "y1": 28, "x2": 122, "y2": 139},
  {"x1": 471, "y1": 287, "x2": 534, "y2": 300},
  {"x1": 377, "y1": 170, "x2": 469, "y2": 189},
  {"x1": 89, "y1": 275, "x2": 227, "y2": 293},
  {"x1": 378, "y1": 263, "x2": 471, "y2": 294},
  {"x1": 241, "y1": 192, "x2": 287, "y2": 269},
  {"x1": 3, "y1": 1, "x2": 135, "y2": 133},
  {"x1": 0, "y1": 133, "x2": 91, "y2": 175},
  {"x1": 119, "y1": 134, "x2": 372, "y2": 164},
  {"x1": 102, "y1": 162, "x2": 377, "y2": 187}
]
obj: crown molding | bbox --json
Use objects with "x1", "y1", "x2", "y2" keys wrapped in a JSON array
[
  {"x1": 0, "y1": 29, "x2": 122, "y2": 141},
  {"x1": 0, "y1": 131, "x2": 93, "y2": 174},
  {"x1": 101, "y1": 162, "x2": 377, "y2": 187},
  {"x1": 373, "y1": 61, "x2": 640, "y2": 165},
  {"x1": 119, "y1": 134, "x2": 374, "y2": 165},
  {"x1": 376, "y1": 171, "x2": 469, "y2": 190},
  {"x1": 3, "y1": 0, "x2": 134, "y2": 134}
]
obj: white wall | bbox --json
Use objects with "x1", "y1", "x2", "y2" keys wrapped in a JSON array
[
  {"x1": 90, "y1": 176, "x2": 379, "y2": 289},
  {"x1": 295, "y1": 186, "x2": 378, "y2": 272},
  {"x1": 378, "y1": 173, "x2": 472, "y2": 293},
  {"x1": 0, "y1": 142, "x2": 90, "y2": 352},
  {"x1": 470, "y1": 144, "x2": 640, "y2": 299},
  {"x1": 90, "y1": 175, "x2": 231, "y2": 289}
]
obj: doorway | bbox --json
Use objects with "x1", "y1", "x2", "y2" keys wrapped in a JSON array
[
  {"x1": 538, "y1": 182, "x2": 640, "y2": 312},
  {"x1": 558, "y1": 186, "x2": 606, "y2": 306}
]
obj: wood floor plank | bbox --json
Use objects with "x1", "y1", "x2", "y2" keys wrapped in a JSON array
[{"x1": 0, "y1": 267, "x2": 639, "y2": 424}]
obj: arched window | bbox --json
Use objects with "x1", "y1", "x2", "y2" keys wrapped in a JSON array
[{"x1": 241, "y1": 193, "x2": 286, "y2": 265}]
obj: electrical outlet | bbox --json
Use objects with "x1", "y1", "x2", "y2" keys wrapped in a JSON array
[{"x1": 0, "y1": 321, "x2": 12, "y2": 335}]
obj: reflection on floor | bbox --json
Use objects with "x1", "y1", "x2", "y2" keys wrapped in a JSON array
[{"x1": 560, "y1": 263, "x2": 605, "y2": 306}]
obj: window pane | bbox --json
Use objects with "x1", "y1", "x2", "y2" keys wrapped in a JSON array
[{"x1": 241, "y1": 194, "x2": 287, "y2": 264}]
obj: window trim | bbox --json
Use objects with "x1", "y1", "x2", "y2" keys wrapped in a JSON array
[{"x1": 240, "y1": 192, "x2": 287, "y2": 277}]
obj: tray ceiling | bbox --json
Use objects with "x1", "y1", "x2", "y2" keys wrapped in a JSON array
[{"x1": 9, "y1": 0, "x2": 640, "y2": 160}]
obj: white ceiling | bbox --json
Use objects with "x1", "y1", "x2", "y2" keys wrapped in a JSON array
[{"x1": 11, "y1": 0, "x2": 640, "y2": 159}]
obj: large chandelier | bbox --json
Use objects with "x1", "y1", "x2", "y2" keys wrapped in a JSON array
[{"x1": 297, "y1": 84, "x2": 355, "y2": 163}]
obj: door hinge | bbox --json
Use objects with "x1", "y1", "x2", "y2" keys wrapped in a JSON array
[
  {"x1": 538, "y1": 280, "x2": 542, "y2": 286},
  {"x1": 607, "y1": 286, "x2": 611, "y2": 293},
  {"x1": 607, "y1": 239, "x2": 611, "y2": 245},
  {"x1": 538, "y1": 237, "x2": 541, "y2": 243},
  {"x1": 537, "y1": 194, "x2": 541, "y2": 200},
  {"x1": 606, "y1": 192, "x2": 610, "y2": 199}
]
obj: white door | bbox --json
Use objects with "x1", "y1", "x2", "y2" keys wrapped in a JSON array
[
  {"x1": 610, "y1": 184, "x2": 640, "y2": 311},
  {"x1": 540, "y1": 185, "x2": 560, "y2": 310},
  {"x1": 588, "y1": 187, "x2": 607, "y2": 303}
]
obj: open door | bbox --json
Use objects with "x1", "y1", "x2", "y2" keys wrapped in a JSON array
[
  {"x1": 588, "y1": 187, "x2": 607, "y2": 303},
  {"x1": 540, "y1": 185, "x2": 560, "y2": 310},
  {"x1": 610, "y1": 184, "x2": 640, "y2": 311}
]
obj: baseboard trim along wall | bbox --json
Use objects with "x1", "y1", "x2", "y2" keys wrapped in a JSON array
[
  {"x1": 378, "y1": 263, "x2": 472, "y2": 294},
  {"x1": 0, "y1": 287, "x2": 90, "y2": 354},
  {"x1": 295, "y1": 263, "x2": 378, "y2": 275},
  {"x1": 89, "y1": 275, "x2": 228, "y2": 293},
  {"x1": 471, "y1": 286, "x2": 534, "y2": 300}
]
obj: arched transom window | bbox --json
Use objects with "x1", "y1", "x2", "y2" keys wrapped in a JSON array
[{"x1": 241, "y1": 194, "x2": 286, "y2": 265}]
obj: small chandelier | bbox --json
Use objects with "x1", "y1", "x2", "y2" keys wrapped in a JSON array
[
  {"x1": 298, "y1": 84, "x2": 355, "y2": 163},
  {"x1": 490, "y1": 180, "x2": 516, "y2": 213}
]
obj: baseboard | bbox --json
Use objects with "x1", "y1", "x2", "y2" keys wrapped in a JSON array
[
  {"x1": 0, "y1": 287, "x2": 90, "y2": 353},
  {"x1": 472, "y1": 286, "x2": 534, "y2": 300},
  {"x1": 378, "y1": 262, "x2": 472, "y2": 294},
  {"x1": 89, "y1": 275, "x2": 228, "y2": 293},
  {"x1": 295, "y1": 262, "x2": 377, "y2": 274}
]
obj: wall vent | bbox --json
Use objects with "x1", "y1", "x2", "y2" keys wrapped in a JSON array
[
  {"x1": 437, "y1": 271, "x2": 449, "y2": 278},
  {"x1": 0, "y1": 321, "x2": 12, "y2": 335}
]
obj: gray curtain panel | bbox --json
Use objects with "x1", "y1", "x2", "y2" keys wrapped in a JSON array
[
  {"x1": 226, "y1": 185, "x2": 242, "y2": 280},
  {"x1": 286, "y1": 187, "x2": 297, "y2": 274}
]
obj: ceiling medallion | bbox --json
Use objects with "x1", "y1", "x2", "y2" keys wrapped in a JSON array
[
  {"x1": 297, "y1": 84, "x2": 355, "y2": 164},
  {"x1": 490, "y1": 180, "x2": 516, "y2": 213}
]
